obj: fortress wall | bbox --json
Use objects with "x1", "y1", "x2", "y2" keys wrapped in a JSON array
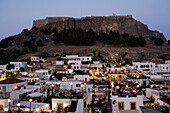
[
  {"x1": 32, "y1": 15, "x2": 132, "y2": 28},
  {"x1": 33, "y1": 19, "x2": 47, "y2": 28}
]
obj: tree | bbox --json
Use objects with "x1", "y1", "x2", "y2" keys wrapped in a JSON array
[
  {"x1": 167, "y1": 40, "x2": 170, "y2": 45},
  {"x1": 21, "y1": 47, "x2": 28, "y2": 54},
  {"x1": 24, "y1": 41, "x2": 31, "y2": 46},
  {"x1": 19, "y1": 67, "x2": 25, "y2": 72},
  {"x1": 0, "y1": 36, "x2": 14, "y2": 48},
  {"x1": 29, "y1": 44, "x2": 37, "y2": 52},
  {"x1": 40, "y1": 52, "x2": 49, "y2": 58},
  {"x1": 51, "y1": 72, "x2": 68, "y2": 80},
  {"x1": 154, "y1": 38, "x2": 164, "y2": 46},
  {"x1": 36, "y1": 39, "x2": 43, "y2": 46},
  {"x1": 6, "y1": 64, "x2": 14, "y2": 70}
]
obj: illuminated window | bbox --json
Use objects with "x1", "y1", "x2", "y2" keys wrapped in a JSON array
[{"x1": 118, "y1": 102, "x2": 124, "y2": 110}]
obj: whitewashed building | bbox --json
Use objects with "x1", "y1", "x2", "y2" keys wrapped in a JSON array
[
  {"x1": 0, "y1": 65, "x2": 7, "y2": 71},
  {"x1": 74, "y1": 74, "x2": 89, "y2": 82},
  {"x1": 80, "y1": 56, "x2": 92, "y2": 62}
]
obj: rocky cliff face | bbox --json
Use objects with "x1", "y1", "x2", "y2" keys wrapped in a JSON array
[
  {"x1": 2, "y1": 15, "x2": 166, "y2": 49},
  {"x1": 33, "y1": 15, "x2": 166, "y2": 41}
]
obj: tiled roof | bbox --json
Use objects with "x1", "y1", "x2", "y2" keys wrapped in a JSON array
[{"x1": 0, "y1": 77, "x2": 25, "y2": 84}]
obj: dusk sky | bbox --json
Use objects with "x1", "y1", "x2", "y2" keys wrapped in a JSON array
[{"x1": 0, "y1": 0, "x2": 170, "y2": 40}]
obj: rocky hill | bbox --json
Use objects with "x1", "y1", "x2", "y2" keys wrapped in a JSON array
[
  {"x1": 0, "y1": 15, "x2": 169, "y2": 64},
  {"x1": 33, "y1": 15, "x2": 165, "y2": 41}
]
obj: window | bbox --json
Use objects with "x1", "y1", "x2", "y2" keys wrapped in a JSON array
[
  {"x1": 85, "y1": 78, "x2": 87, "y2": 82},
  {"x1": 76, "y1": 78, "x2": 78, "y2": 80},
  {"x1": 136, "y1": 66, "x2": 138, "y2": 68},
  {"x1": 118, "y1": 102, "x2": 124, "y2": 110},
  {"x1": 76, "y1": 84, "x2": 80, "y2": 87},
  {"x1": 130, "y1": 102, "x2": 136, "y2": 110}
]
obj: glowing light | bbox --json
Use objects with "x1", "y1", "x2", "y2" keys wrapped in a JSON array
[
  {"x1": 17, "y1": 103, "x2": 20, "y2": 107},
  {"x1": 53, "y1": 103, "x2": 57, "y2": 107},
  {"x1": 63, "y1": 103, "x2": 67, "y2": 108},
  {"x1": 24, "y1": 108, "x2": 29, "y2": 111},
  {"x1": 126, "y1": 85, "x2": 128, "y2": 88},
  {"x1": 36, "y1": 108, "x2": 40, "y2": 111},
  {"x1": 4, "y1": 108, "x2": 8, "y2": 112},
  {"x1": 51, "y1": 84, "x2": 54, "y2": 87},
  {"x1": 8, "y1": 99, "x2": 11, "y2": 103},
  {"x1": 29, "y1": 99, "x2": 32, "y2": 102}
]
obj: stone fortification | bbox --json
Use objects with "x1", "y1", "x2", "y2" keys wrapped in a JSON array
[{"x1": 33, "y1": 15, "x2": 165, "y2": 40}]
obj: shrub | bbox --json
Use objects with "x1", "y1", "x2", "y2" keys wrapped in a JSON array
[
  {"x1": 6, "y1": 64, "x2": 14, "y2": 70},
  {"x1": 29, "y1": 44, "x2": 37, "y2": 52},
  {"x1": 24, "y1": 41, "x2": 31, "y2": 46},
  {"x1": 154, "y1": 38, "x2": 164, "y2": 46},
  {"x1": 0, "y1": 36, "x2": 14, "y2": 48},
  {"x1": 36, "y1": 39, "x2": 43, "y2": 46},
  {"x1": 40, "y1": 52, "x2": 49, "y2": 58}
]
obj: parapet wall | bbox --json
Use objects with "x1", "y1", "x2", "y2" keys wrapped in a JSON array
[{"x1": 33, "y1": 15, "x2": 132, "y2": 28}]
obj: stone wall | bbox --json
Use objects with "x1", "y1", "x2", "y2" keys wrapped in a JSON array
[{"x1": 32, "y1": 15, "x2": 166, "y2": 40}]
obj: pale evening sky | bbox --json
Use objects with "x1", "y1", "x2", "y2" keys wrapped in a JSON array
[{"x1": 0, "y1": 0, "x2": 170, "y2": 40}]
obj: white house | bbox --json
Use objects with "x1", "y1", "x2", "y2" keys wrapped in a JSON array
[
  {"x1": 156, "y1": 64, "x2": 170, "y2": 73},
  {"x1": 165, "y1": 60, "x2": 170, "y2": 64},
  {"x1": 0, "y1": 65, "x2": 7, "y2": 71},
  {"x1": 56, "y1": 61, "x2": 64, "y2": 65},
  {"x1": 71, "y1": 65, "x2": 81, "y2": 70},
  {"x1": 52, "y1": 97, "x2": 87, "y2": 113},
  {"x1": 68, "y1": 60, "x2": 81, "y2": 65},
  {"x1": 10, "y1": 62, "x2": 27, "y2": 71},
  {"x1": 35, "y1": 69, "x2": 52, "y2": 79},
  {"x1": 0, "y1": 78, "x2": 27, "y2": 99},
  {"x1": 10, "y1": 62, "x2": 27, "y2": 68},
  {"x1": 31, "y1": 56, "x2": 40, "y2": 62},
  {"x1": 74, "y1": 74, "x2": 89, "y2": 82},
  {"x1": 80, "y1": 56, "x2": 92, "y2": 62},
  {"x1": 112, "y1": 95, "x2": 143, "y2": 111},
  {"x1": 20, "y1": 101, "x2": 50, "y2": 112},
  {"x1": 60, "y1": 80, "x2": 83, "y2": 91},
  {"x1": 133, "y1": 62, "x2": 156, "y2": 73}
]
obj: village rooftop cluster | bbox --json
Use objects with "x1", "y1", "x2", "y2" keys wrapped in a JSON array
[{"x1": 0, "y1": 54, "x2": 169, "y2": 113}]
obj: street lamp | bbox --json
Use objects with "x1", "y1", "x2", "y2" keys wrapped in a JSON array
[
  {"x1": 17, "y1": 103, "x2": 20, "y2": 113},
  {"x1": 70, "y1": 82, "x2": 73, "y2": 93},
  {"x1": 81, "y1": 85, "x2": 84, "y2": 92},
  {"x1": 29, "y1": 99, "x2": 32, "y2": 113},
  {"x1": 8, "y1": 99, "x2": 11, "y2": 111},
  {"x1": 84, "y1": 83, "x2": 86, "y2": 93},
  {"x1": 51, "y1": 84, "x2": 54, "y2": 95}
]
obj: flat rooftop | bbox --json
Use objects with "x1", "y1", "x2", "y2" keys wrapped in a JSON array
[{"x1": 140, "y1": 106, "x2": 162, "y2": 113}]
